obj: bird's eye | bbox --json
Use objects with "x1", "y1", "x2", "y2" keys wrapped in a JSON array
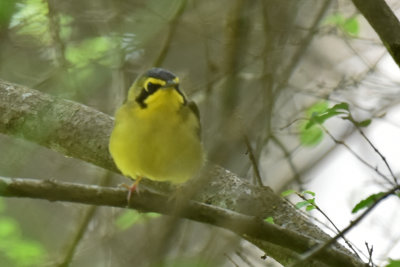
[{"x1": 145, "y1": 82, "x2": 161, "y2": 93}]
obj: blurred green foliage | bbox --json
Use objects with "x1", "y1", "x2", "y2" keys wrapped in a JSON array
[
  {"x1": 324, "y1": 13, "x2": 360, "y2": 36},
  {"x1": 299, "y1": 101, "x2": 328, "y2": 146},
  {"x1": 0, "y1": 0, "x2": 16, "y2": 32},
  {"x1": 264, "y1": 216, "x2": 275, "y2": 224},
  {"x1": 387, "y1": 259, "x2": 400, "y2": 267},
  {"x1": 65, "y1": 36, "x2": 120, "y2": 68},
  {"x1": 0, "y1": 199, "x2": 46, "y2": 267},
  {"x1": 281, "y1": 190, "x2": 317, "y2": 212},
  {"x1": 300, "y1": 101, "x2": 371, "y2": 146},
  {"x1": 2, "y1": 0, "x2": 191, "y2": 110},
  {"x1": 10, "y1": 0, "x2": 51, "y2": 44},
  {"x1": 115, "y1": 210, "x2": 160, "y2": 231}
]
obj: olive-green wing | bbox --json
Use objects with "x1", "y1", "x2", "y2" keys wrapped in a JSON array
[{"x1": 188, "y1": 101, "x2": 201, "y2": 138}]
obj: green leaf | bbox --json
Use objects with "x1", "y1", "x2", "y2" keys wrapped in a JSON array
[
  {"x1": 299, "y1": 102, "x2": 351, "y2": 147},
  {"x1": 342, "y1": 17, "x2": 359, "y2": 36},
  {"x1": 387, "y1": 259, "x2": 400, "y2": 267},
  {"x1": 357, "y1": 119, "x2": 371, "y2": 127},
  {"x1": 299, "y1": 122, "x2": 324, "y2": 146},
  {"x1": 296, "y1": 197, "x2": 316, "y2": 211},
  {"x1": 306, "y1": 101, "x2": 329, "y2": 117},
  {"x1": 324, "y1": 13, "x2": 359, "y2": 36},
  {"x1": 305, "y1": 112, "x2": 340, "y2": 129},
  {"x1": 302, "y1": 190, "x2": 316, "y2": 197},
  {"x1": 264, "y1": 217, "x2": 275, "y2": 224},
  {"x1": 307, "y1": 198, "x2": 316, "y2": 205},
  {"x1": 352, "y1": 192, "x2": 386, "y2": 213},
  {"x1": 115, "y1": 210, "x2": 160, "y2": 230},
  {"x1": 324, "y1": 13, "x2": 345, "y2": 26},
  {"x1": 331, "y1": 102, "x2": 349, "y2": 112},
  {"x1": 306, "y1": 205, "x2": 316, "y2": 211},
  {"x1": 305, "y1": 102, "x2": 349, "y2": 129},
  {"x1": 295, "y1": 200, "x2": 310, "y2": 209},
  {"x1": 281, "y1": 189, "x2": 296, "y2": 197}
]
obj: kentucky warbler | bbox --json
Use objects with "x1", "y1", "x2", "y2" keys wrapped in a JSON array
[{"x1": 109, "y1": 68, "x2": 204, "y2": 199}]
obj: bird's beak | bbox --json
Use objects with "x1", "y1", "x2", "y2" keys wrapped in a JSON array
[{"x1": 162, "y1": 79, "x2": 179, "y2": 89}]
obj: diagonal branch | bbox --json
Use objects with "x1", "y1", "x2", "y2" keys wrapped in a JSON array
[
  {"x1": 0, "y1": 79, "x2": 116, "y2": 172},
  {"x1": 351, "y1": 0, "x2": 400, "y2": 68},
  {"x1": 0, "y1": 79, "x2": 365, "y2": 266}
]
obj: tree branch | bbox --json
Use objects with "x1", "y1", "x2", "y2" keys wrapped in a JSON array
[
  {"x1": 352, "y1": 0, "x2": 400, "y2": 68},
  {"x1": 0, "y1": 79, "x2": 365, "y2": 266},
  {"x1": 0, "y1": 176, "x2": 362, "y2": 267},
  {"x1": 0, "y1": 79, "x2": 116, "y2": 171}
]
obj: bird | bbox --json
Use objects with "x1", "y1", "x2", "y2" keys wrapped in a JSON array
[{"x1": 109, "y1": 68, "x2": 205, "y2": 202}]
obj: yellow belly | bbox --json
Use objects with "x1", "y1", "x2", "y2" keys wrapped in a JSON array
[{"x1": 109, "y1": 98, "x2": 204, "y2": 184}]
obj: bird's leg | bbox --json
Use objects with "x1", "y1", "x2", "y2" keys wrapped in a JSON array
[{"x1": 121, "y1": 176, "x2": 143, "y2": 204}]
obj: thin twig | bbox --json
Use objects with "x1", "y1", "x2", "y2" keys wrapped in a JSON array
[
  {"x1": 277, "y1": 0, "x2": 332, "y2": 87},
  {"x1": 356, "y1": 126, "x2": 398, "y2": 185},
  {"x1": 243, "y1": 135, "x2": 263, "y2": 186},
  {"x1": 225, "y1": 253, "x2": 240, "y2": 267},
  {"x1": 321, "y1": 125, "x2": 393, "y2": 185},
  {"x1": 289, "y1": 185, "x2": 400, "y2": 266},
  {"x1": 153, "y1": 0, "x2": 187, "y2": 67},
  {"x1": 56, "y1": 172, "x2": 113, "y2": 267},
  {"x1": 296, "y1": 193, "x2": 361, "y2": 259},
  {"x1": 270, "y1": 134, "x2": 303, "y2": 189},
  {"x1": 46, "y1": 0, "x2": 68, "y2": 68},
  {"x1": 365, "y1": 242, "x2": 376, "y2": 267},
  {"x1": 235, "y1": 250, "x2": 256, "y2": 267},
  {"x1": 57, "y1": 205, "x2": 96, "y2": 267},
  {"x1": 221, "y1": 0, "x2": 252, "y2": 116}
]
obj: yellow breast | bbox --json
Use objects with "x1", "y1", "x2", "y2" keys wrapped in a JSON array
[{"x1": 109, "y1": 88, "x2": 204, "y2": 184}]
